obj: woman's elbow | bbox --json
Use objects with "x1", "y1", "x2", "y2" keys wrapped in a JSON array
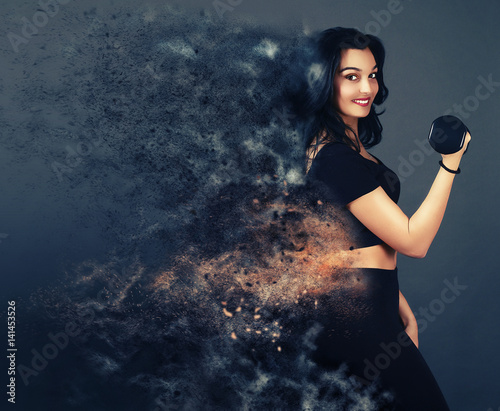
[
  {"x1": 398, "y1": 244, "x2": 428, "y2": 259},
  {"x1": 409, "y1": 249, "x2": 427, "y2": 259},
  {"x1": 392, "y1": 233, "x2": 429, "y2": 259}
]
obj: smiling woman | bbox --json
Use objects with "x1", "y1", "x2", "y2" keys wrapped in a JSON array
[
  {"x1": 285, "y1": 26, "x2": 471, "y2": 410},
  {"x1": 333, "y1": 48, "x2": 380, "y2": 127}
]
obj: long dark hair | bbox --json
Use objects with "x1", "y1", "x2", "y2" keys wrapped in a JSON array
[{"x1": 286, "y1": 27, "x2": 389, "y2": 158}]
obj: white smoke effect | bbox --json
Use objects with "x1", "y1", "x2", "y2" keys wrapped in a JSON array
[{"x1": 8, "y1": 3, "x2": 395, "y2": 410}]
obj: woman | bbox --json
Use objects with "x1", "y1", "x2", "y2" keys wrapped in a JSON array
[{"x1": 292, "y1": 27, "x2": 471, "y2": 410}]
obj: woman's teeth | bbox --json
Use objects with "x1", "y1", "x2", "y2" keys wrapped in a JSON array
[{"x1": 353, "y1": 99, "x2": 369, "y2": 106}]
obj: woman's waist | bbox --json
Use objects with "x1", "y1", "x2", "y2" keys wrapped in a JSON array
[
  {"x1": 285, "y1": 266, "x2": 401, "y2": 348},
  {"x1": 314, "y1": 266, "x2": 400, "y2": 318},
  {"x1": 329, "y1": 243, "x2": 397, "y2": 270},
  {"x1": 312, "y1": 268, "x2": 403, "y2": 359}
]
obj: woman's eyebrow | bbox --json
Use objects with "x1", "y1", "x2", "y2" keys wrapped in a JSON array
[{"x1": 339, "y1": 64, "x2": 378, "y2": 73}]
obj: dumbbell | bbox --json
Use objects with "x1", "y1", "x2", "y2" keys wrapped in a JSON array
[{"x1": 428, "y1": 115, "x2": 470, "y2": 155}]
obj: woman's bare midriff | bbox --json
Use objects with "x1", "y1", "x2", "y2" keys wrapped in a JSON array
[
  {"x1": 307, "y1": 135, "x2": 398, "y2": 271},
  {"x1": 334, "y1": 243, "x2": 397, "y2": 270}
]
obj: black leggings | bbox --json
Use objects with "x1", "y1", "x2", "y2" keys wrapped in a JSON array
[{"x1": 311, "y1": 267, "x2": 450, "y2": 411}]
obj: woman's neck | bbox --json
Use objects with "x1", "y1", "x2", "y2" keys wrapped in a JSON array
[{"x1": 343, "y1": 117, "x2": 360, "y2": 147}]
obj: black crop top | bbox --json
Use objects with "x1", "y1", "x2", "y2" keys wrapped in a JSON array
[{"x1": 307, "y1": 142, "x2": 400, "y2": 248}]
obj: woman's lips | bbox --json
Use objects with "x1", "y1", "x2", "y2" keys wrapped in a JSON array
[{"x1": 352, "y1": 98, "x2": 370, "y2": 107}]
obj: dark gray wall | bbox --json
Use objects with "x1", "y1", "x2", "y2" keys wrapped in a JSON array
[{"x1": 1, "y1": 1, "x2": 498, "y2": 410}]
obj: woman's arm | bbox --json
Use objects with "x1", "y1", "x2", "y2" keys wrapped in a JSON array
[
  {"x1": 347, "y1": 133, "x2": 471, "y2": 258},
  {"x1": 399, "y1": 290, "x2": 418, "y2": 348}
]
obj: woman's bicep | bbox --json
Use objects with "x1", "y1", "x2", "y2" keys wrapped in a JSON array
[{"x1": 347, "y1": 187, "x2": 424, "y2": 258}]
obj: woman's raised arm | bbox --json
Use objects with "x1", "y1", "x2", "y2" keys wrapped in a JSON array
[{"x1": 347, "y1": 133, "x2": 471, "y2": 258}]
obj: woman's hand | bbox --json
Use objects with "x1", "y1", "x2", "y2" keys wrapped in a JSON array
[
  {"x1": 398, "y1": 290, "x2": 419, "y2": 348},
  {"x1": 440, "y1": 131, "x2": 472, "y2": 171},
  {"x1": 404, "y1": 319, "x2": 419, "y2": 348},
  {"x1": 347, "y1": 130, "x2": 472, "y2": 259}
]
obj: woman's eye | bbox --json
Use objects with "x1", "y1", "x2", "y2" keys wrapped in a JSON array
[{"x1": 345, "y1": 73, "x2": 377, "y2": 81}]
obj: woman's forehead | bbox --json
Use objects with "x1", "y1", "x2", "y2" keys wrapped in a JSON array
[{"x1": 338, "y1": 48, "x2": 377, "y2": 71}]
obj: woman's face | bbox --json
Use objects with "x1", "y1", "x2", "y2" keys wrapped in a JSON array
[{"x1": 333, "y1": 48, "x2": 379, "y2": 127}]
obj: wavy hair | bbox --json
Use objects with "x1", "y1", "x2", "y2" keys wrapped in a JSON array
[{"x1": 286, "y1": 27, "x2": 389, "y2": 165}]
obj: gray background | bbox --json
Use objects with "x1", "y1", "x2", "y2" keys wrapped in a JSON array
[{"x1": 1, "y1": 0, "x2": 499, "y2": 410}]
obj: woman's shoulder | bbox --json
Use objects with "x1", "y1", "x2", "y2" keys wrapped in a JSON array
[
  {"x1": 307, "y1": 141, "x2": 381, "y2": 207},
  {"x1": 313, "y1": 141, "x2": 366, "y2": 167},
  {"x1": 318, "y1": 141, "x2": 351, "y2": 152}
]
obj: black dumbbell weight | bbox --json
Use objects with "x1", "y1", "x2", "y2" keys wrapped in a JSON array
[{"x1": 428, "y1": 115, "x2": 469, "y2": 155}]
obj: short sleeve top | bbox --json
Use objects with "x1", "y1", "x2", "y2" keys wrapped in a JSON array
[{"x1": 306, "y1": 142, "x2": 400, "y2": 248}]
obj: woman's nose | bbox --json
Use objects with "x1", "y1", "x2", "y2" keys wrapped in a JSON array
[{"x1": 360, "y1": 78, "x2": 372, "y2": 94}]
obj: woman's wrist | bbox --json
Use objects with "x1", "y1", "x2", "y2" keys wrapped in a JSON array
[
  {"x1": 440, "y1": 155, "x2": 461, "y2": 173},
  {"x1": 439, "y1": 160, "x2": 461, "y2": 174}
]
